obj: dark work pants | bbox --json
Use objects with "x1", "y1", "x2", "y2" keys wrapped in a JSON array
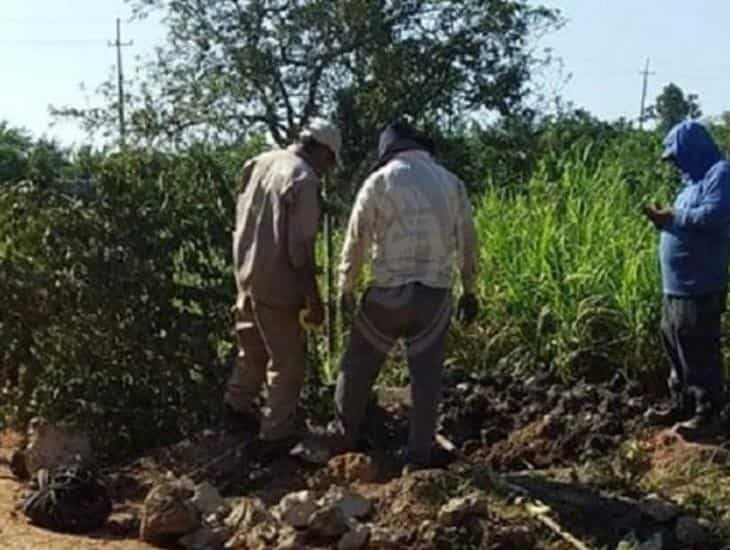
[
  {"x1": 334, "y1": 283, "x2": 452, "y2": 465},
  {"x1": 660, "y1": 292, "x2": 726, "y2": 415}
]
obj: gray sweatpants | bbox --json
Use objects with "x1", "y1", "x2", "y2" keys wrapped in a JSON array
[
  {"x1": 660, "y1": 292, "x2": 726, "y2": 414},
  {"x1": 334, "y1": 283, "x2": 452, "y2": 465}
]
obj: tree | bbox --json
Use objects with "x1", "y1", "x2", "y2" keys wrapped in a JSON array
[
  {"x1": 0, "y1": 122, "x2": 70, "y2": 184},
  {"x1": 649, "y1": 83, "x2": 702, "y2": 134},
  {"x1": 0, "y1": 122, "x2": 32, "y2": 183},
  {"x1": 54, "y1": 0, "x2": 560, "y2": 154}
]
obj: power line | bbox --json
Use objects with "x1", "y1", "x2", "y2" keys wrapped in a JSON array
[
  {"x1": 0, "y1": 39, "x2": 107, "y2": 45},
  {"x1": 0, "y1": 17, "x2": 120, "y2": 24},
  {"x1": 108, "y1": 18, "x2": 133, "y2": 149}
]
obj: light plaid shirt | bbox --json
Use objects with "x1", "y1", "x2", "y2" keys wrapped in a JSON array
[{"x1": 338, "y1": 150, "x2": 479, "y2": 294}]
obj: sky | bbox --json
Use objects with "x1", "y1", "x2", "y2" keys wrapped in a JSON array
[
  {"x1": 3, "y1": 0, "x2": 730, "y2": 146},
  {"x1": 1, "y1": 0, "x2": 161, "y2": 146},
  {"x1": 541, "y1": 0, "x2": 730, "y2": 122}
]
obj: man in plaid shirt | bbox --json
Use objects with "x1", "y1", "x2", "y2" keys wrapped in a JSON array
[{"x1": 333, "y1": 121, "x2": 480, "y2": 469}]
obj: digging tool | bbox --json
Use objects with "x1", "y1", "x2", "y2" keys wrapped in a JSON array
[
  {"x1": 435, "y1": 433, "x2": 593, "y2": 550},
  {"x1": 300, "y1": 306, "x2": 324, "y2": 393},
  {"x1": 526, "y1": 502, "x2": 592, "y2": 550}
]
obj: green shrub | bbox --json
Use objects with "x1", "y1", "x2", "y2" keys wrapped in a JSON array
[
  {"x1": 0, "y1": 142, "x2": 263, "y2": 457},
  {"x1": 0, "y1": 128, "x2": 691, "y2": 458}
]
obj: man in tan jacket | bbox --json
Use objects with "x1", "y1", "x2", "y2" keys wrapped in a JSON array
[{"x1": 225, "y1": 119, "x2": 341, "y2": 452}]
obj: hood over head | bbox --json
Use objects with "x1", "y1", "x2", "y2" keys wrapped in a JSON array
[
  {"x1": 377, "y1": 121, "x2": 434, "y2": 162},
  {"x1": 662, "y1": 121, "x2": 722, "y2": 181}
]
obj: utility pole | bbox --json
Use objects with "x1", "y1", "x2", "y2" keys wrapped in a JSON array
[
  {"x1": 638, "y1": 58, "x2": 654, "y2": 130},
  {"x1": 109, "y1": 18, "x2": 133, "y2": 148}
]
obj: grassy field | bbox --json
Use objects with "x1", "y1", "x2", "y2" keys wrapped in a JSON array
[{"x1": 470, "y1": 153, "x2": 664, "y2": 375}]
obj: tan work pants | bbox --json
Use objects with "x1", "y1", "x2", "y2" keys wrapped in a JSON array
[{"x1": 224, "y1": 295, "x2": 305, "y2": 441}]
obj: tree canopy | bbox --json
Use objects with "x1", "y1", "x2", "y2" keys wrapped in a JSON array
[
  {"x1": 649, "y1": 82, "x2": 702, "y2": 134},
  {"x1": 54, "y1": 0, "x2": 560, "y2": 156}
]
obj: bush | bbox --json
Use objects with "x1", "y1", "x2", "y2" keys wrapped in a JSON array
[
  {"x1": 0, "y1": 142, "x2": 263, "y2": 457},
  {"x1": 0, "y1": 126, "x2": 693, "y2": 457}
]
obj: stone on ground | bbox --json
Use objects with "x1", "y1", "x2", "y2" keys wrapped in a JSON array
[
  {"x1": 140, "y1": 479, "x2": 200, "y2": 543},
  {"x1": 437, "y1": 492, "x2": 489, "y2": 526}
]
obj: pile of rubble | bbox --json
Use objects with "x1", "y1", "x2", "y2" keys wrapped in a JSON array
[
  {"x1": 141, "y1": 475, "x2": 375, "y2": 550},
  {"x1": 138, "y1": 463, "x2": 497, "y2": 550}
]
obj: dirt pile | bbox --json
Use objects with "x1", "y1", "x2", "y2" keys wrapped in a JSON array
[
  {"x1": 437, "y1": 367, "x2": 647, "y2": 468},
  {"x1": 4, "y1": 365, "x2": 729, "y2": 550}
]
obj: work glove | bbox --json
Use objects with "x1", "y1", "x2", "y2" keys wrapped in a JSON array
[
  {"x1": 301, "y1": 299, "x2": 325, "y2": 328},
  {"x1": 456, "y1": 293, "x2": 479, "y2": 325}
]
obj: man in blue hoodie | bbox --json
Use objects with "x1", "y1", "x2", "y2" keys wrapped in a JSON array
[{"x1": 644, "y1": 121, "x2": 730, "y2": 438}]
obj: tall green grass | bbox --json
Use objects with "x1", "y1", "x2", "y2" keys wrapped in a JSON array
[{"x1": 460, "y1": 147, "x2": 672, "y2": 377}]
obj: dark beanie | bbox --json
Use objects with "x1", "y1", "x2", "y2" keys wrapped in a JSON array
[{"x1": 376, "y1": 121, "x2": 435, "y2": 164}]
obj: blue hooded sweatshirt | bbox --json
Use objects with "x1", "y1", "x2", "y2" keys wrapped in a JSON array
[{"x1": 660, "y1": 121, "x2": 730, "y2": 296}]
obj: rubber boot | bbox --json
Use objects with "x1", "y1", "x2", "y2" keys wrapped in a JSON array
[
  {"x1": 676, "y1": 390, "x2": 722, "y2": 440},
  {"x1": 644, "y1": 377, "x2": 689, "y2": 426}
]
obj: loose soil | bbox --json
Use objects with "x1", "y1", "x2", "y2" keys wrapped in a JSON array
[{"x1": 3, "y1": 366, "x2": 730, "y2": 549}]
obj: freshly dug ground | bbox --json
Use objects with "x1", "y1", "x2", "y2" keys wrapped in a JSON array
[{"x1": 2, "y1": 366, "x2": 730, "y2": 549}]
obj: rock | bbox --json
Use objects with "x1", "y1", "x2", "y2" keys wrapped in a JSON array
[
  {"x1": 369, "y1": 526, "x2": 415, "y2": 547},
  {"x1": 617, "y1": 528, "x2": 672, "y2": 550},
  {"x1": 245, "y1": 522, "x2": 280, "y2": 549},
  {"x1": 225, "y1": 521, "x2": 281, "y2": 550},
  {"x1": 191, "y1": 482, "x2": 229, "y2": 518},
  {"x1": 308, "y1": 504, "x2": 349, "y2": 539},
  {"x1": 437, "y1": 492, "x2": 489, "y2": 526},
  {"x1": 675, "y1": 516, "x2": 707, "y2": 546},
  {"x1": 107, "y1": 511, "x2": 140, "y2": 537},
  {"x1": 639, "y1": 497, "x2": 682, "y2": 523},
  {"x1": 291, "y1": 439, "x2": 331, "y2": 465},
  {"x1": 321, "y1": 487, "x2": 372, "y2": 521},
  {"x1": 338, "y1": 523, "x2": 370, "y2": 550},
  {"x1": 638, "y1": 530, "x2": 672, "y2": 550},
  {"x1": 180, "y1": 526, "x2": 227, "y2": 550},
  {"x1": 140, "y1": 480, "x2": 200, "y2": 543},
  {"x1": 327, "y1": 453, "x2": 378, "y2": 484},
  {"x1": 274, "y1": 527, "x2": 308, "y2": 549},
  {"x1": 23, "y1": 417, "x2": 93, "y2": 476},
  {"x1": 274, "y1": 490, "x2": 318, "y2": 528},
  {"x1": 168, "y1": 472, "x2": 196, "y2": 490},
  {"x1": 627, "y1": 397, "x2": 645, "y2": 411},
  {"x1": 225, "y1": 497, "x2": 272, "y2": 531},
  {"x1": 393, "y1": 470, "x2": 459, "y2": 513}
]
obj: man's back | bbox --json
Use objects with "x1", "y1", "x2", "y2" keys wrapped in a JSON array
[
  {"x1": 234, "y1": 147, "x2": 321, "y2": 307},
  {"x1": 339, "y1": 149, "x2": 477, "y2": 292}
]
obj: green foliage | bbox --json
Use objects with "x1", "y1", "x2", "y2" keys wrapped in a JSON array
[
  {"x1": 0, "y1": 122, "x2": 71, "y2": 184},
  {"x1": 0, "y1": 114, "x2": 694, "y2": 458},
  {"x1": 448, "y1": 133, "x2": 675, "y2": 377},
  {"x1": 649, "y1": 82, "x2": 702, "y2": 134},
  {"x1": 0, "y1": 139, "x2": 264, "y2": 457},
  {"x1": 55, "y1": 1, "x2": 559, "y2": 159}
]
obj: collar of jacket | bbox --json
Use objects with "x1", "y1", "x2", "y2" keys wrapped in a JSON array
[
  {"x1": 369, "y1": 139, "x2": 432, "y2": 174},
  {"x1": 287, "y1": 144, "x2": 323, "y2": 179}
]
